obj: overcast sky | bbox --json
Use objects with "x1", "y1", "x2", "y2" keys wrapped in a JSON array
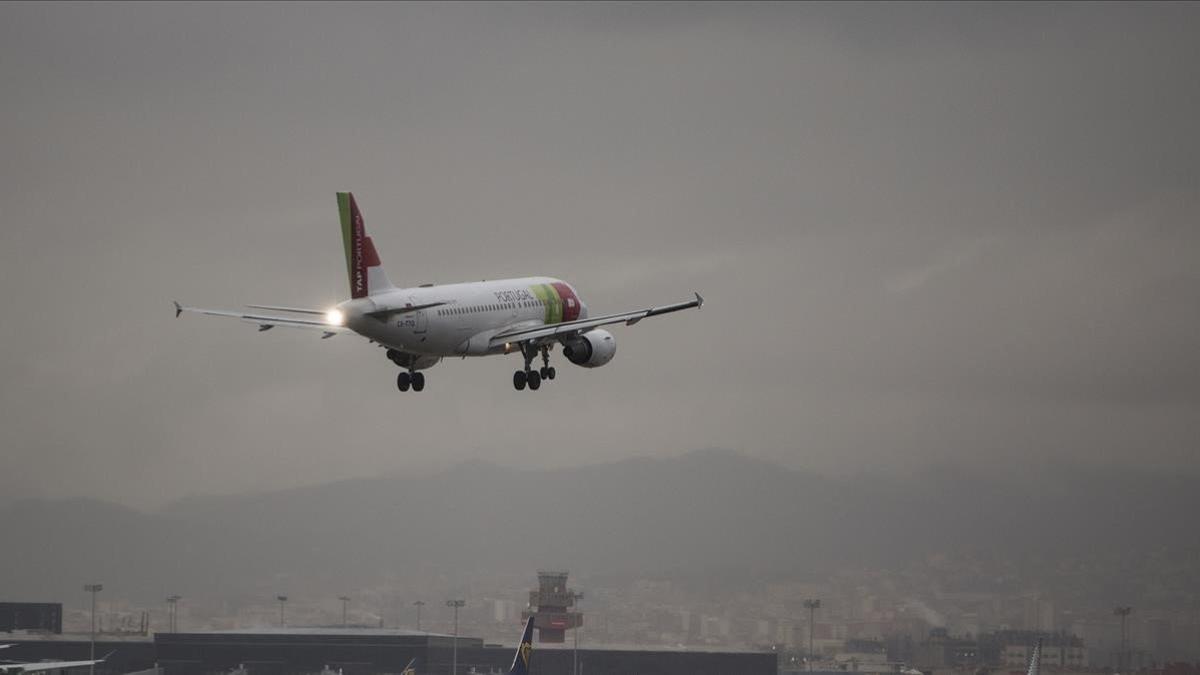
[{"x1": 1, "y1": 2, "x2": 1198, "y2": 509}]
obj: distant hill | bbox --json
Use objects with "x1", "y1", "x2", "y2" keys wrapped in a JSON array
[{"x1": 2, "y1": 449, "x2": 1197, "y2": 607}]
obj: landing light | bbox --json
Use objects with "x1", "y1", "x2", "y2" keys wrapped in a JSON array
[{"x1": 326, "y1": 309, "x2": 345, "y2": 326}]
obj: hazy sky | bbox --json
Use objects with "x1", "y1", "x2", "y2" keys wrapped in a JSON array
[{"x1": 2, "y1": 2, "x2": 1198, "y2": 508}]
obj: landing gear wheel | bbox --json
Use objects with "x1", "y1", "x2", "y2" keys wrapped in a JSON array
[
  {"x1": 528, "y1": 371, "x2": 542, "y2": 390},
  {"x1": 396, "y1": 372, "x2": 411, "y2": 392},
  {"x1": 547, "y1": 366, "x2": 556, "y2": 380},
  {"x1": 411, "y1": 372, "x2": 425, "y2": 392},
  {"x1": 539, "y1": 366, "x2": 549, "y2": 379},
  {"x1": 513, "y1": 370, "x2": 528, "y2": 391}
]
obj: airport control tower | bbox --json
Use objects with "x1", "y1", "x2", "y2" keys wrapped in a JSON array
[{"x1": 521, "y1": 570, "x2": 582, "y2": 643}]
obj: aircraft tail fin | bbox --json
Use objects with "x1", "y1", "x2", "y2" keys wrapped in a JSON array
[
  {"x1": 337, "y1": 192, "x2": 396, "y2": 299},
  {"x1": 507, "y1": 616, "x2": 535, "y2": 675},
  {"x1": 1027, "y1": 638, "x2": 1042, "y2": 675}
]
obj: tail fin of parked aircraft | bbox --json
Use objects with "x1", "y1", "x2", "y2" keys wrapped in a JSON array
[
  {"x1": 1027, "y1": 638, "x2": 1042, "y2": 675},
  {"x1": 507, "y1": 616, "x2": 535, "y2": 675},
  {"x1": 337, "y1": 192, "x2": 396, "y2": 299}
]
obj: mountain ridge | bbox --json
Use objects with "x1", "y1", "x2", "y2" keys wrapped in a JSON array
[{"x1": 2, "y1": 449, "x2": 1196, "y2": 607}]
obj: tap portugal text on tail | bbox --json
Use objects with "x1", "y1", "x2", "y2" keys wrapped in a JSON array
[{"x1": 176, "y1": 192, "x2": 702, "y2": 393}]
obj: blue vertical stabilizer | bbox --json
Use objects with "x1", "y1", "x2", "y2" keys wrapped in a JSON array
[{"x1": 508, "y1": 616, "x2": 536, "y2": 675}]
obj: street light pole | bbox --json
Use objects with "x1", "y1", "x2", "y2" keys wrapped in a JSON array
[
  {"x1": 84, "y1": 584, "x2": 103, "y2": 675},
  {"x1": 803, "y1": 599, "x2": 821, "y2": 671},
  {"x1": 446, "y1": 600, "x2": 465, "y2": 675},
  {"x1": 413, "y1": 600, "x2": 425, "y2": 631},
  {"x1": 1114, "y1": 606, "x2": 1133, "y2": 672},
  {"x1": 277, "y1": 595, "x2": 289, "y2": 627},
  {"x1": 166, "y1": 595, "x2": 181, "y2": 632},
  {"x1": 571, "y1": 591, "x2": 585, "y2": 675},
  {"x1": 339, "y1": 596, "x2": 351, "y2": 628}
]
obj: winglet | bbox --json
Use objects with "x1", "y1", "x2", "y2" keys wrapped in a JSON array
[
  {"x1": 174, "y1": 301, "x2": 183, "y2": 318},
  {"x1": 695, "y1": 292, "x2": 704, "y2": 308}
]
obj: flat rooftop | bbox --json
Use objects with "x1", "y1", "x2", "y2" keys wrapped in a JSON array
[{"x1": 180, "y1": 627, "x2": 454, "y2": 638}]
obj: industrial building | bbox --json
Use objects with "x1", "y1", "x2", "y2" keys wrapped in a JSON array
[{"x1": 0, "y1": 602, "x2": 63, "y2": 633}]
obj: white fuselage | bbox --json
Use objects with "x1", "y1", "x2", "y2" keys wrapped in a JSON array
[{"x1": 338, "y1": 276, "x2": 588, "y2": 358}]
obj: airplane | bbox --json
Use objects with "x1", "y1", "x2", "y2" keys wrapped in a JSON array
[
  {"x1": 175, "y1": 192, "x2": 703, "y2": 392},
  {"x1": 508, "y1": 616, "x2": 535, "y2": 675},
  {"x1": 0, "y1": 648, "x2": 112, "y2": 673}
]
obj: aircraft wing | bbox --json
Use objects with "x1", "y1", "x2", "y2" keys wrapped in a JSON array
[
  {"x1": 0, "y1": 656, "x2": 109, "y2": 673},
  {"x1": 490, "y1": 293, "x2": 702, "y2": 347},
  {"x1": 174, "y1": 302, "x2": 349, "y2": 338}
]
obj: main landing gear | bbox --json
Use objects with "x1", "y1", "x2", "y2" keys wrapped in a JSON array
[
  {"x1": 388, "y1": 349, "x2": 426, "y2": 393},
  {"x1": 396, "y1": 370, "x2": 425, "y2": 392},
  {"x1": 513, "y1": 344, "x2": 556, "y2": 391}
]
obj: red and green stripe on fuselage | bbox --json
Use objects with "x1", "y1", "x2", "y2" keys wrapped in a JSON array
[{"x1": 530, "y1": 281, "x2": 582, "y2": 325}]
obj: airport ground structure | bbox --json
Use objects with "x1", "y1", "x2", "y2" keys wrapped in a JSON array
[
  {"x1": 0, "y1": 602, "x2": 63, "y2": 633},
  {"x1": 0, "y1": 628, "x2": 777, "y2": 675}
]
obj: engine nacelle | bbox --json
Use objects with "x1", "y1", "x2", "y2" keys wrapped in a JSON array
[{"x1": 561, "y1": 329, "x2": 617, "y2": 368}]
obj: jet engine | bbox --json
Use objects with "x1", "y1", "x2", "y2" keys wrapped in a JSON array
[{"x1": 561, "y1": 329, "x2": 617, "y2": 368}]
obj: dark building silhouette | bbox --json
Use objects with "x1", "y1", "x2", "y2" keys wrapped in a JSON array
[
  {"x1": 0, "y1": 602, "x2": 62, "y2": 633},
  {"x1": 0, "y1": 628, "x2": 776, "y2": 675}
]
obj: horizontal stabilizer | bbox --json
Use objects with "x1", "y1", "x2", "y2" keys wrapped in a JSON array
[{"x1": 174, "y1": 302, "x2": 350, "y2": 336}]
